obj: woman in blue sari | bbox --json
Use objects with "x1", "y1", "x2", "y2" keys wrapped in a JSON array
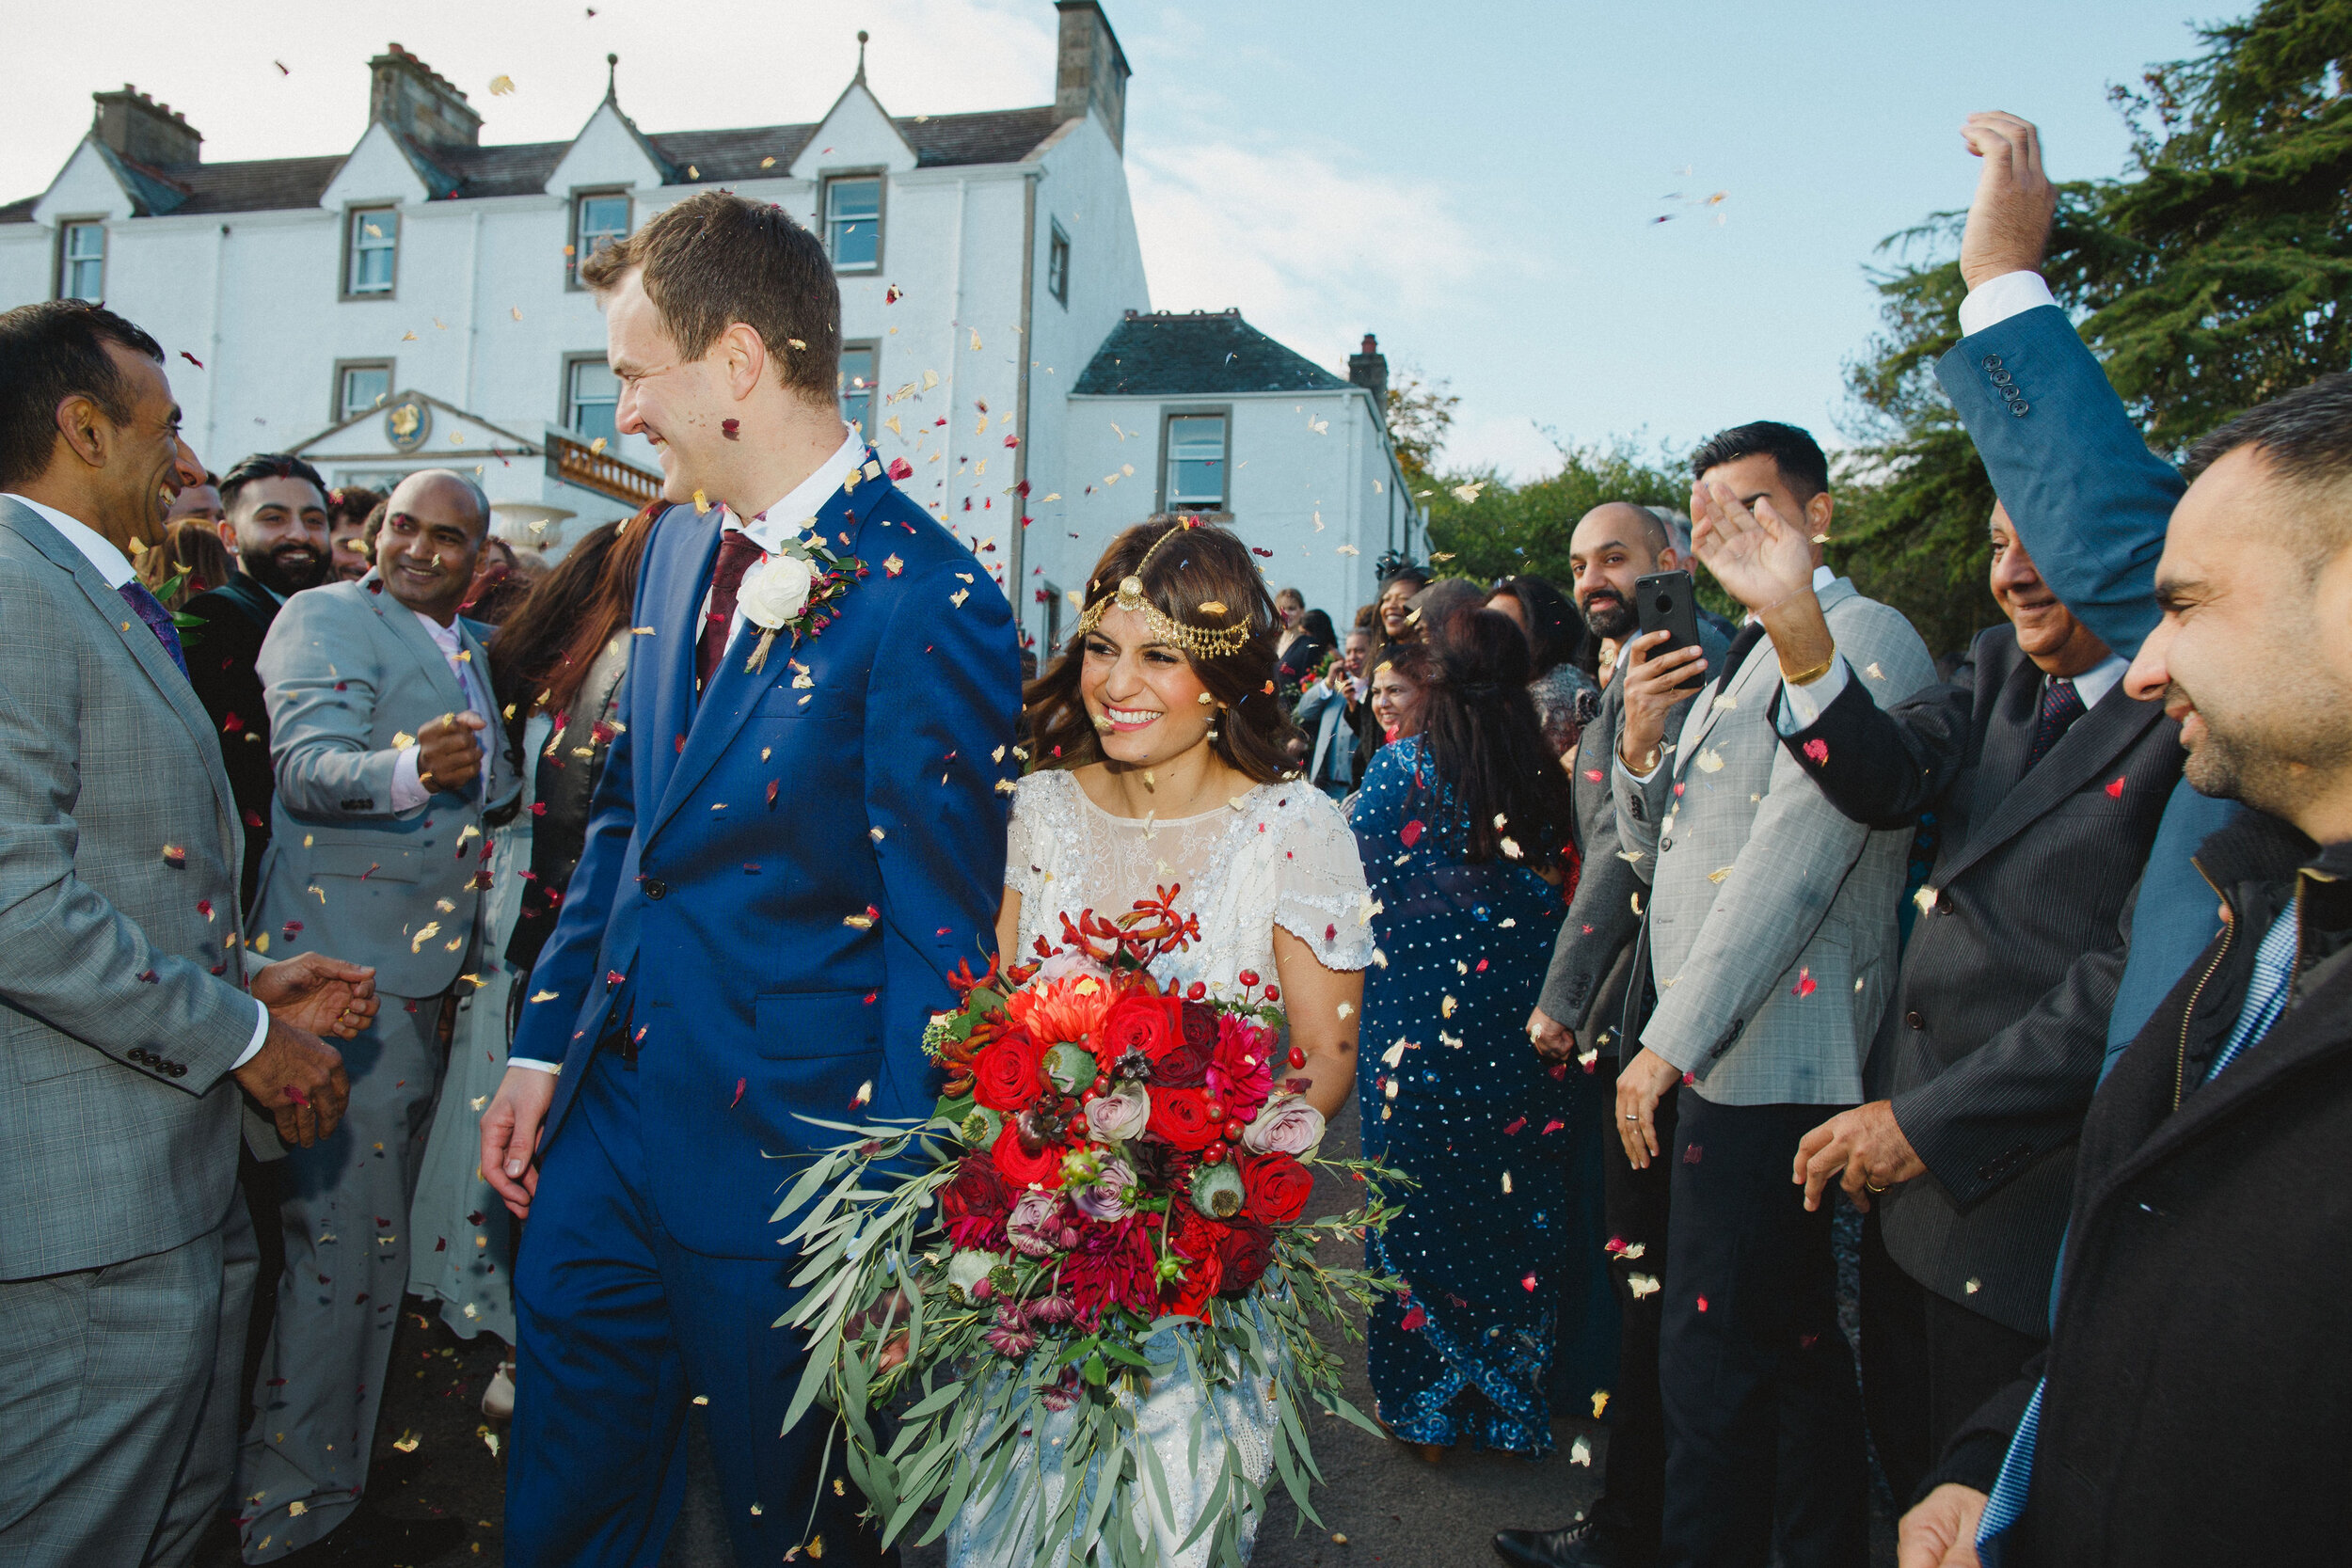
[{"x1": 1351, "y1": 608, "x2": 1594, "y2": 1458}]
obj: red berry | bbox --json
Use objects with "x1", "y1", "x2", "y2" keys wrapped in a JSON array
[
  {"x1": 1222, "y1": 1121, "x2": 1243, "y2": 1142},
  {"x1": 1205, "y1": 1101, "x2": 1224, "y2": 1121},
  {"x1": 1263, "y1": 985, "x2": 1279, "y2": 1003},
  {"x1": 1238, "y1": 971, "x2": 1261, "y2": 988},
  {"x1": 1287, "y1": 1047, "x2": 1307, "y2": 1069},
  {"x1": 1093, "y1": 1075, "x2": 1110, "y2": 1094},
  {"x1": 1186, "y1": 981, "x2": 1206, "y2": 1001},
  {"x1": 1202, "y1": 1143, "x2": 1227, "y2": 1164}
]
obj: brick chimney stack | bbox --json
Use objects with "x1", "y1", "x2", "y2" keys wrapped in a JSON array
[
  {"x1": 1349, "y1": 334, "x2": 1390, "y2": 412},
  {"x1": 90, "y1": 86, "x2": 201, "y2": 166},
  {"x1": 1054, "y1": 2, "x2": 1132, "y2": 155},
  {"x1": 369, "y1": 44, "x2": 481, "y2": 149}
]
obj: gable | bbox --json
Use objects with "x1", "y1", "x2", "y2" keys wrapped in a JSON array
[
  {"x1": 544, "y1": 101, "x2": 674, "y2": 196},
  {"x1": 789, "y1": 81, "x2": 916, "y2": 180},
  {"x1": 33, "y1": 140, "x2": 140, "y2": 225},
  {"x1": 318, "y1": 122, "x2": 438, "y2": 211},
  {"x1": 291, "y1": 389, "x2": 543, "y2": 465}
]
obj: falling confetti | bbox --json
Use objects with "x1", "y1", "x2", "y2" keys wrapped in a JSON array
[{"x1": 489, "y1": 74, "x2": 516, "y2": 95}]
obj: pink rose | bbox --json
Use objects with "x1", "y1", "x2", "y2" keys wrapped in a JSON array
[
  {"x1": 1006, "y1": 1190, "x2": 1064, "y2": 1258},
  {"x1": 1084, "y1": 1087, "x2": 1151, "y2": 1143},
  {"x1": 1071, "y1": 1156, "x2": 1135, "y2": 1222},
  {"x1": 1037, "y1": 946, "x2": 1112, "y2": 985},
  {"x1": 1239, "y1": 1097, "x2": 1327, "y2": 1158}
]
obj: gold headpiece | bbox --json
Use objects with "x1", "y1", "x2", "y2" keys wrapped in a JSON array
[{"x1": 1073, "y1": 523, "x2": 1251, "y2": 658}]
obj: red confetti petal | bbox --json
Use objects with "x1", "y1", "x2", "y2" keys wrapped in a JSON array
[
  {"x1": 220, "y1": 711, "x2": 245, "y2": 733},
  {"x1": 1399, "y1": 1305, "x2": 1426, "y2": 1332},
  {"x1": 1791, "y1": 967, "x2": 1817, "y2": 998},
  {"x1": 1521, "y1": 1273, "x2": 1538, "y2": 1292},
  {"x1": 243, "y1": 808, "x2": 264, "y2": 828},
  {"x1": 179, "y1": 350, "x2": 204, "y2": 369},
  {"x1": 887, "y1": 456, "x2": 914, "y2": 481},
  {"x1": 1802, "y1": 737, "x2": 1829, "y2": 766},
  {"x1": 1400, "y1": 818, "x2": 1423, "y2": 847},
  {"x1": 1541, "y1": 1118, "x2": 1565, "y2": 1134},
  {"x1": 721, "y1": 419, "x2": 740, "y2": 439},
  {"x1": 1503, "y1": 1117, "x2": 1526, "y2": 1134},
  {"x1": 197, "y1": 898, "x2": 214, "y2": 919},
  {"x1": 1684, "y1": 1143, "x2": 1703, "y2": 1164},
  {"x1": 2106, "y1": 776, "x2": 2125, "y2": 799},
  {"x1": 730, "y1": 1077, "x2": 746, "y2": 1109},
  {"x1": 1583, "y1": 768, "x2": 1604, "y2": 783},
  {"x1": 1696, "y1": 1294, "x2": 1709, "y2": 1312}
]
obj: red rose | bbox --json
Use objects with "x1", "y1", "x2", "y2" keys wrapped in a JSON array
[
  {"x1": 972, "y1": 1030, "x2": 1046, "y2": 1112},
  {"x1": 1214, "y1": 1215, "x2": 1275, "y2": 1296},
  {"x1": 1240, "y1": 1152, "x2": 1313, "y2": 1225},
  {"x1": 1096, "y1": 990, "x2": 1181, "y2": 1074},
  {"x1": 1146, "y1": 1087, "x2": 1222, "y2": 1151},
  {"x1": 1151, "y1": 1003, "x2": 1217, "y2": 1087},
  {"x1": 992, "y1": 1123, "x2": 1068, "y2": 1188},
  {"x1": 942, "y1": 1152, "x2": 1013, "y2": 1248}
]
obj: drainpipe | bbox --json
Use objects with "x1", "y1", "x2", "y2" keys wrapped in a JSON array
[{"x1": 1009, "y1": 171, "x2": 1038, "y2": 641}]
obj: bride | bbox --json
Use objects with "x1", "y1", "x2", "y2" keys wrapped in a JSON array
[{"x1": 946, "y1": 518, "x2": 1375, "y2": 1565}]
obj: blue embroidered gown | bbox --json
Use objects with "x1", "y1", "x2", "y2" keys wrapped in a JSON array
[{"x1": 1349, "y1": 736, "x2": 1597, "y2": 1454}]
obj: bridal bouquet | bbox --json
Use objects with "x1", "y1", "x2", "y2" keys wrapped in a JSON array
[{"x1": 773, "y1": 890, "x2": 1408, "y2": 1565}]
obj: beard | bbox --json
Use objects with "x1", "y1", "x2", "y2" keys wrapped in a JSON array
[
  {"x1": 243, "y1": 541, "x2": 328, "y2": 596},
  {"x1": 1581, "y1": 592, "x2": 1635, "y2": 641},
  {"x1": 2177, "y1": 671, "x2": 2352, "y2": 816}
]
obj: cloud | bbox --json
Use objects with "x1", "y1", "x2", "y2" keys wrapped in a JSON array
[
  {"x1": 1442, "y1": 410, "x2": 1565, "y2": 486},
  {"x1": 1127, "y1": 137, "x2": 1511, "y2": 377}
]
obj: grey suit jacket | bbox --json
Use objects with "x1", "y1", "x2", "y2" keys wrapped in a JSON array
[
  {"x1": 1537, "y1": 622, "x2": 1730, "y2": 1046},
  {"x1": 1295, "y1": 678, "x2": 1358, "y2": 789},
  {"x1": 0, "y1": 498, "x2": 262, "y2": 1278},
  {"x1": 1617, "y1": 578, "x2": 1935, "y2": 1104},
  {"x1": 253, "y1": 577, "x2": 519, "y2": 998}
]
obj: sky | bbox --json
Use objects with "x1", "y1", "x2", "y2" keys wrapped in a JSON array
[{"x1": 0, "y1": 0, "x2": 2208, "y2": 481}]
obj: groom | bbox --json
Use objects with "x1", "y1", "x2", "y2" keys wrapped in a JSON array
[{"x1": 482, "y1": 192, "x2": 1020, "y2": 1566}]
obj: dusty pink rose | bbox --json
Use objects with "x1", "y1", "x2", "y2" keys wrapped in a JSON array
[
  {"x1": 1006, "y1": 1190, "x2": 1064, "y2": 1258},
  {"x1": 1084, "y1": 1087, "x2": 1151, "y2": 1142},
  {"x1": 1070, "y1": 1157, "x2": 1135, "y2": 1223},
  {"x1": 1239, "y1": 1097, "x2": 1327, "y2": 1157},
  {"x1": 1036, "y1": 946, "x2": 1112, "y2": 985}
]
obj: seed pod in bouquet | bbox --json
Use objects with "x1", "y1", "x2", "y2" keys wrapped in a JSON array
[
  {"x1": 943, "y1": 1248, "x2": 997, "y2": 1302},
  {"x1": 952, "y1": 1101, "x2": 1004, "y2": 1148},
  {"x1": 1041, "y1": 1041, "x2": 1099, "y2": 1097},
  {"x1": 1190, "y1": 1159, "x2": 1246, "y2": 1219}
]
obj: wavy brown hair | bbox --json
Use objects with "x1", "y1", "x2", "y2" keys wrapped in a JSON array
[
  {"x1": 490, "y1": 507, "x2": 655, "y2": 750},
  {"x1": 1411, "y1": 606, "x2": 1578, "y2": 864},
  {"x1": 1025, "y1": 519, "x2": 1302, "y2": 784}
]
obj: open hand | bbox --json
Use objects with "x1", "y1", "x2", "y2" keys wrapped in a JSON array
[
  {"x1": 417, "y1": 710, "x2": 488, "y2": 795},
  {"x1": 1794, "y1": 1100, "x2": 1928, "y2": 1212},
  {"x1": 1613, "y1": 1047, "x2": 1682, "y2": 1169},
  {"x1": 231, "y1": 1017, "x2": 350, "y2": 1148},
  {"x1": 481, "y1": 1064, "x2": 558, "y2": 1218},
  {"x1": 1959, "y1": 111, "x2": 2054, "y2": 290},
  {"x1": 1691, "y1": 479, "x2": 1817, "y2": 618},
  {"x1": 251, "y1": 952, "x2": 379, "y2": 1039},
  {"x1": 1899, "y1": 1483, "x2": 1988, "y2": 1568}
]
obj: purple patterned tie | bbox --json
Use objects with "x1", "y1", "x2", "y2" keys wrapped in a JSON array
[
  {"x1": 2025, "y1": 675, "x2": 2083, "y2": 768},
  {"x1": 118, "y1": 579, "x2": 189, "y2": 679}
]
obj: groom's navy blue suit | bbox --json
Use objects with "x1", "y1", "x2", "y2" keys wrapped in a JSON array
[{"x1": 505, "y1": 453, "x2": 1019, "y2": 1567}]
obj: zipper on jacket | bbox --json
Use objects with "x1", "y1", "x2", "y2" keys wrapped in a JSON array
[{"x1": 2175, "y1": 857, "x2": 2235, "y2": 1112}]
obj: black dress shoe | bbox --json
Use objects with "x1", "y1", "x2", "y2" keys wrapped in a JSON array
[
  {"x1": 277, "y1": 1502, "x2": 469, "y2": 1568},
  {"x1": 1492, "y1": 1514, "x2": 1653, "y2": 1568}
]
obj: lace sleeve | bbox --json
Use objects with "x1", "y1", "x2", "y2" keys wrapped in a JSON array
[
  {"x1": 1269, "y1": 790, "x2": 1378, "y2": 972},
  {"x1": 1004, "y1": 776, "x2": 1045, "y2": 905}
]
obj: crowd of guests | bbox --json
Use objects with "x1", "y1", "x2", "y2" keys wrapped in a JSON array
[{"x1": 7, "y1": 103, "x2": 2349, "y2": 1568}]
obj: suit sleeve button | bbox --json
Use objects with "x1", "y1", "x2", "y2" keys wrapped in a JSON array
[
  {"x1": 644, "y1": 879, "x2": 669, "y2": 900},
  {"x1": 1905, "y1": 1010, "x2": 1926, "y2": 1030}
]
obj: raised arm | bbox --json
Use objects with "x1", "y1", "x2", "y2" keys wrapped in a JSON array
[{"x1": 1932, "y1": 111, "x2": 2184, "y2": 659}]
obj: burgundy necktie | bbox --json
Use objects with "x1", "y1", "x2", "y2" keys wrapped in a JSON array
[{"x1": 694, "y1": 529, "x2": 766, "y2": 693}]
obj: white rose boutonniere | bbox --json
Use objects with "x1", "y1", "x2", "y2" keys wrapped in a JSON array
[{"x1": 735, "y1": 539, "x2": 865, "y2": 672}]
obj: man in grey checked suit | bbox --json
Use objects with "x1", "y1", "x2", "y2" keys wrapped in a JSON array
[
  {"x1": 235, "y1": 469, "x2": 515, "y2": 1563},
  {"x1": 1497, "y1": 502, "x2": 1728, "y2": 1568},
  {"x1": 1613, "y1": 424, "x2": 1934, "y2": 1568},
  {"x1": 0, "y1": 301, "x2": 367, "y2": 1567}
]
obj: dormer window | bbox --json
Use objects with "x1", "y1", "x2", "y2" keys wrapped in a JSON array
[
  {"x1": 57, "y1": 222, "x2": 105, "y2": 302},
  {"x1": 572, "y1": 191, "x2": 631, "y2": 287},
  {"x1": 345, "y1": 206, "x2": 398, "y2": 298},
  {"x1": 824, "y1": 176, "x2": 882, "y2": 272}
]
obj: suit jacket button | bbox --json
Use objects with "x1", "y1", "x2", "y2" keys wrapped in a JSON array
[
  {"x1": 1981, "y1": 354, "x2": 2003, "y2": 371},
  {"x1": 644, "y1": 879, "x2": 669, "y2": 900},
  {"x1": 2010, "y1": 401, "x2": 2030, "y2": 417},
  {"x1": 1905, "y1": 1010, "x2": 1925, "y2": 1030},
  {"x1": 169, "y1": 1063, "x2": 186, "y2": 1077}
]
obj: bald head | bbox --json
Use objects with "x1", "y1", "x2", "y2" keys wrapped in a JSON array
[
  {"x1": 1568, "y1": 501, "x2": 1679, "y2": 641},
  {"x1": 378, "y1": 467, "x2": 491, "y2": 624}
]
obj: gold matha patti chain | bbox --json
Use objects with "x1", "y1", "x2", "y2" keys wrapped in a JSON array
[{"x1": 1073, "y1": 525, "x2": 1251, "y2": 658}]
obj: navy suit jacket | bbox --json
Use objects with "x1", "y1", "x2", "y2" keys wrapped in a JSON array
[
  {"x1": 1934, "y1": 304, "x2": 2243, "y2": 1067},
  {"x1": 511, "y1": 457, "x2": 1020, "y2": 1257}
]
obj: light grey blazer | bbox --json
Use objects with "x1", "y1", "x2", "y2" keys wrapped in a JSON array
[
  {"x1": 0, "y1": 497, "x2": 262, "y2": 1279},
  {"x1": 1617, "y1": 578, "x2": 1935, "y2": 1105},
  {"x1": 253, "y1": 578, "x2": 519, "y2": 999},
  {"x1": 1295, "y1": 678, "x2": 1357, "y2": 789}
]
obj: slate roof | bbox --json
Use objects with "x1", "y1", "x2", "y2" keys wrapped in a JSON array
[
  {"x1": 1072, "y1": 310, "x2": 1355, "y2": 397},
  {"x1": 1, "y1": 105, "x2": 1066, "y2": 221}
]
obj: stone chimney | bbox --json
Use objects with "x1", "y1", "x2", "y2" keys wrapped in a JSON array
[
  {"x1": 1349, "y1": 333, "x2": 1390, "y2": 412},
  {"x1": 1054, "y1": 2, "x2": 1131, "y2": 155},
  {"x1": 369, "y1": 43, "x2": 481, "y2": 149},
  {"x1": 90, "y1": 86, "x2": 201, "y2": 166}
]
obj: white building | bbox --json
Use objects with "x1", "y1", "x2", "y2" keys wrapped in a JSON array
[{"x1": 0, "y1": 2, "x2": 1422, "y2": 647}]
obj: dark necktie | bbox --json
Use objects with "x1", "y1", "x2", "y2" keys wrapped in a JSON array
[
  {"x1": 694, "y1": 528, "x2": 766, "y2": 693},
  {"x1": 118, "y1": 579, "x2": 188, "y2": 679},
  {"x1": 2025, "y1": 675, "x2": 2085, "y2": 768},
  {"x1": 1715, "y1": 621, "x2": 1766, "y2": 699}
]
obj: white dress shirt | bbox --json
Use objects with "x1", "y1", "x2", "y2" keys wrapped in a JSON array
[
  {"x1": 509, "y1": 428, "x2": 868, "y2": 1079},
  {"x1": 1, "y1": 491, "x2": 272, "y2": 1068}
]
